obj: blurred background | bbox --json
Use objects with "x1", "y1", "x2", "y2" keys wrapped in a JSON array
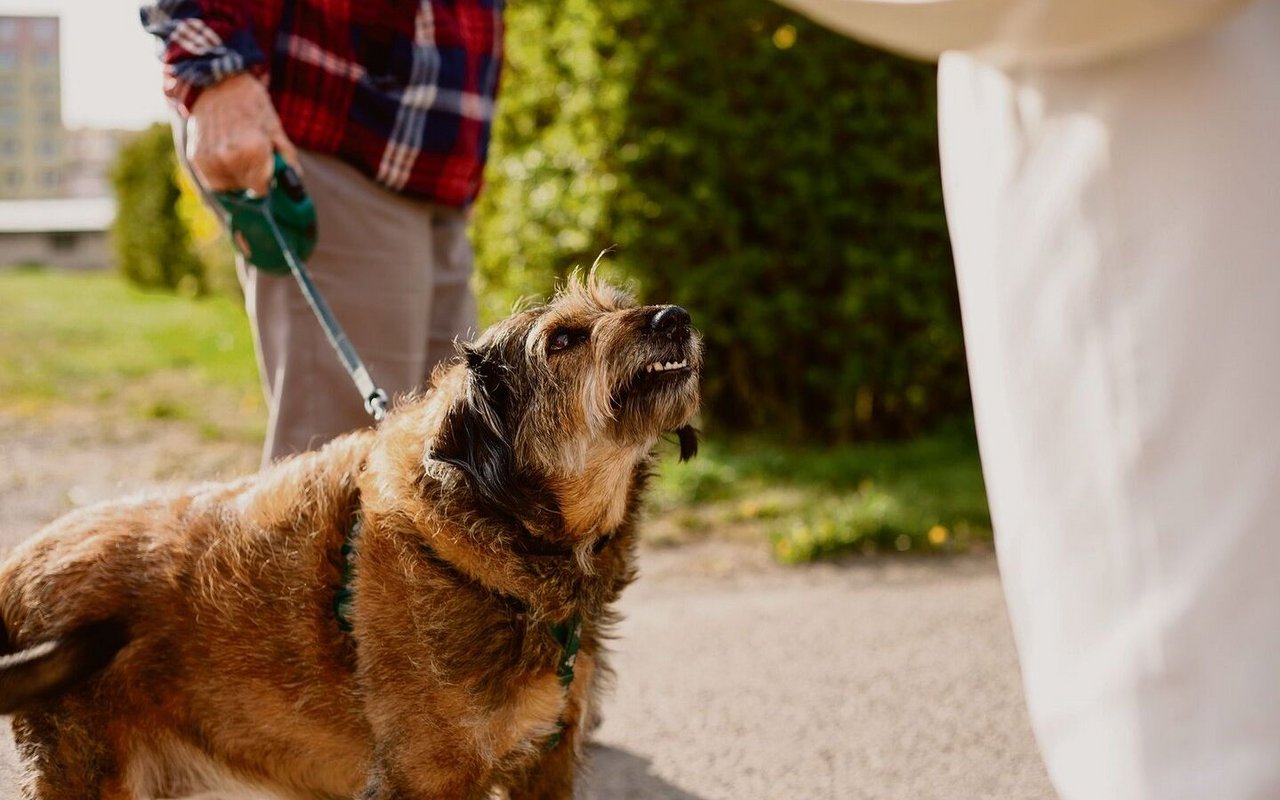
[{"x1": 0, "y1": 0, "x2": 991, "y2": 566}]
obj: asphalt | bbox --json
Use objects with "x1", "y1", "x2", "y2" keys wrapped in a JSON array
[{"x1": 577, "y1": 544, "x2": 1054, "y2": 800}]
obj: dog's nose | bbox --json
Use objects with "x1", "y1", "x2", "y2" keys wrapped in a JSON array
[{"x1": 649, "y1": 305, "x2": 691, "y2": 337}]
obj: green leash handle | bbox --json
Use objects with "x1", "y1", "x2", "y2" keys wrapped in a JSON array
[{"x1": 214, "y1": 153, "x2": 317, "y2": 275}]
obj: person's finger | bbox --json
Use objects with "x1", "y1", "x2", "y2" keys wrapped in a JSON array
[{"x1": 268, "y1": 122, "x2": 303, "y2": 177}]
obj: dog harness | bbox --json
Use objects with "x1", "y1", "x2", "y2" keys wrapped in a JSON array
[{"x1": 333, "y1": 513, "x2": 582, "y2": 748}]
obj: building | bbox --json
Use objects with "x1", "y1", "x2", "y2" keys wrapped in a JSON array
[
  {"x1": 0, "y1": 197, "x2": 115, "y2": 271},
  {"x1": 65, "y1": 127, "x2": 134, "y2": 198},
  {"x1": 0, "y1": 16, "x2": 65, "y2": 199},
  {"x1": 0, "y1": 197, "x2": 114, "y2": 270}
]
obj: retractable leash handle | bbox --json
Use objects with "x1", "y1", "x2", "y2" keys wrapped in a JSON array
[
  {"x1": 213, "y1": 155, "x2": 390, "y2": 422},
  {"x1": 214, "y1": 153, "x2": 317, "y2": 275}
]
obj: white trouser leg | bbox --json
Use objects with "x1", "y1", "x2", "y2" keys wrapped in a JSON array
[{"x1": 938, "y1": 2, "x2": 1280, "y2": 797}]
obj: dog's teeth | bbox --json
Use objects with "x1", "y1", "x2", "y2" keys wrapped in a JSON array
[{"x1": 646, "y1": 359, "x2": 688, "y2": 374}]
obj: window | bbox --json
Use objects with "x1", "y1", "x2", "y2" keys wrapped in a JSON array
[
  {"x1": 31, "y1": 19, "x2": 57, "y2": 44},
  {"x1": 38, "y1": 139, "x2": 60, "y2": 159},
  {"x1": 0, "y1": 109, "x2": 17, "y2": 128},
  {"x1": 50, "y1": 232, "x2": 78, "y2": 252},
  {"x1": 0, "y1": 20, "x2": 18, "y2": 43},
  {"x1": 0, "y1": 138, "x2": 16, "y2": 156},
  {"x1": 39, "y1": 169, "x2": 60, "y2": 188}
]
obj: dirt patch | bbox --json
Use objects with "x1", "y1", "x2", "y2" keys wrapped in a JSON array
[{"x1": 0, "y1": 409, "x2": 257, "y2": 551}]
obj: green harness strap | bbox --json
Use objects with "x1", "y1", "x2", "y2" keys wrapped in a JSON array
[
  {"x1": 335, "y1": 513, "x2": 581, "y2": 748},
  {"x1": 333, "y1": 515, "x2": 360, "y2": 633}
]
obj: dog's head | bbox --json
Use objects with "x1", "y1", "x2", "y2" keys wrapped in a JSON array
[{"x1": 428, "y1": 274, "x2": 701, "y2": 539}]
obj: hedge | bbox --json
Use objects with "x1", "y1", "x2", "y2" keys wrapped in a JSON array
[{"x1": 472, "y1": 0, "x2": 969, "y2": 441}]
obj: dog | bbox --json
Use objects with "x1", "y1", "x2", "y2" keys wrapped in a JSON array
[{"x1": 0, "y1": 275, "x2": 701, "y2": 799}]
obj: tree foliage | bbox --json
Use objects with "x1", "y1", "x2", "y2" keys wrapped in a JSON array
[{"x1": 473, "y1": 0, "x2": 968, "y2": 440}]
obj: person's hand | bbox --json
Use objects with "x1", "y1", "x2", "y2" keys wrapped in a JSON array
[{"x1": 185, "y1": 73, "x2": 299, "y2": 196}]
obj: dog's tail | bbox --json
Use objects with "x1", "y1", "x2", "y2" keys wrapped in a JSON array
[{"x1": 0, "y1": 618, "x2": 129, "y2": 714}]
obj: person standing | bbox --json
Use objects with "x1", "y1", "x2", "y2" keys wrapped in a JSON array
[
  {"x1": 772, "y1": 1, "x2": 1280, "y2": 797},
  {"x1": 141, "y1": 0, "x2": 504, "y2": 466}
]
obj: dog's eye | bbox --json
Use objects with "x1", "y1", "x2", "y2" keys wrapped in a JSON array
[{"x1": 547, "y1": 328, "x2": 586, "y2": 354}]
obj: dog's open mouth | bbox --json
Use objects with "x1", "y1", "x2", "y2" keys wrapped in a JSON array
[
  {"x1": 636, "y1": 353, "x2": 694, "y2": 387},
  {"x1": 613, "y1": 352, "x2": 697, "y2": 409},
  {"x1": 643, "y1": 359, "x2": 690, "y2": 375}
]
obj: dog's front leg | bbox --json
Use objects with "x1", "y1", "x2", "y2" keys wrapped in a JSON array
[
  {"x1": 503, "y1": 726, "x2": 581, "y2": 800},
  {"x1": 357, "y1": 739, "x2": 492, "y2": 800}
]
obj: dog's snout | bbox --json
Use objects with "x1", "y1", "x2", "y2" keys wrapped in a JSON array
[{"x1": 648, "y1": 305, "x2": 691, "y2": 338}]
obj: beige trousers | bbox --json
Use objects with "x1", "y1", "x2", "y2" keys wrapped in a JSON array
[
  {"x1": 939, "y1": 2, "x2": 1280, "y2": 797},
  {"x1": 237, "y1": 151, "x2": 476, "y2": 465}
]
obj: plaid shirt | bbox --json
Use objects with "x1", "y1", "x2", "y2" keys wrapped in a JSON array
[{"x1": 141, "y1": 0, "x2": 503, "y2": 206}]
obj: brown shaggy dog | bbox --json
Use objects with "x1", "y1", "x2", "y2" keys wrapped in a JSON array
[{"x1": 0, "y1": 276, "x2": 701, "y2": 799}]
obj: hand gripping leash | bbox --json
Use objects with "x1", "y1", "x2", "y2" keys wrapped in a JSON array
[{"x1": 213, "y1": 154, "x2": 389, "y2": 422}]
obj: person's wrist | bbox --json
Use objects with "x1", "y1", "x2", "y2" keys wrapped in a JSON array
[{"x1": 189, "y1": 71, "x2": 265, "y2": 115}]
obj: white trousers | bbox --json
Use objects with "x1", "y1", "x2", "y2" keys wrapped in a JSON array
[{"x1": 938, "y1": 2, "x2": 1280, "y2": 797}]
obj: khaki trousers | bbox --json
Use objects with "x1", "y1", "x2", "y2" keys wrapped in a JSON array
[
  {"x1": 939, "y1": 1, "x2": 1280, "y2": 797},
  {"x1": 238, "y1": 151, "x2": 477, "y2": 465}
]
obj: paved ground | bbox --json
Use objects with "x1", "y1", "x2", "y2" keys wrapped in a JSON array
[
  {"x1": 0, "y1": 412, "x2": 1055, "y2": 799},
  {"x1": 580, "y1": 545, "x2": 1053, "y2": 800}
]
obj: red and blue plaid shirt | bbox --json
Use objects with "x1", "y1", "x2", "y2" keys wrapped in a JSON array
[{"x1": 141, "y1": 0, "x2": 504, "y2": 206}]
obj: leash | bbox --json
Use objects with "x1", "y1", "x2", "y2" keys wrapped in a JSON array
[{"x1": 213, "y1": 154, "x2": 389, "y2": 422}]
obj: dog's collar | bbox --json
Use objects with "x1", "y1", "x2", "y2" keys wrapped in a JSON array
[{"x1": 333, "y1": 510, "x2": 582, "y2": 748}]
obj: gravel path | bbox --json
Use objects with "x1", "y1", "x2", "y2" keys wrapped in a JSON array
[{"x1": 0, "y1": 411, "x2": 1054, "y2": 799}]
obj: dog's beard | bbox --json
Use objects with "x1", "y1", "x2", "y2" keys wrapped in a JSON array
[{"x1": 604, "y1": 340, "x2": 701, "y2": 444}]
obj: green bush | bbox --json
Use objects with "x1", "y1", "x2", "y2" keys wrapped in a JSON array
[
  {"x1": 474, "y1": 0, "x2": 967, "y2": 441},
  {"x1": 111, "y1": 123, "x2": 208, "y2": 295}
]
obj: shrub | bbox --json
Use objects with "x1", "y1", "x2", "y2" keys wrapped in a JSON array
[
  {"x1": 110, "y1": 123, "x2": 208, "y2": 295},
  {"x1": 473, "y1": 0, "x2": 968, "y2": 441}
]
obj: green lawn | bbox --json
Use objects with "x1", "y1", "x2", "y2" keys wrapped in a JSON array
[
  {"x1": 0, "y1": 267, "x2": 264, "y2": 441},
  {"x1": 648, "y1": 430, "x2": 991, "y2": 562},
  {"x1": 0, "y1": 268, "x2": 991, "y2": 560}
]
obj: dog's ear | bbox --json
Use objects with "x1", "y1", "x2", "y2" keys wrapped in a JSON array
[
  {"x1": 429, "y1": 345, "x2": 527, "y2": 515},
  {"x1": 676, "y1": 425, "x2": 699, "y2": 462}
]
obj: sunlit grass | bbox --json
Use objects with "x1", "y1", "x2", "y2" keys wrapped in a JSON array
[
  {"x1": 648, "y1": 431, "x2": 991, "y2": 562},
  {"x1": 0, "y1": 267, "x2": 263, "y2": 441}
]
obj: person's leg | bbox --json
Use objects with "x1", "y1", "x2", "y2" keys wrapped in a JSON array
[
  {"x1": 241, "y1": 152, "x2": 466, "y2": 464},
  {"x1": 938, "y1": 3, "x2": 1280, "y2": 797},
  {"x1": 422, "y1": 207, "x2": 478, "y2": 381}
]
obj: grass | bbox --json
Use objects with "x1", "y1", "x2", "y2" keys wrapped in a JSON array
[
  {"x1": 0, "y1": 267, "x2": 264, "y2": 441},
  {"x1": 646, "y1": 430, "x2": 991, "y2": 562},
  {"x1": 0, "y1": 267, "x2": 992, "y2": 561}
]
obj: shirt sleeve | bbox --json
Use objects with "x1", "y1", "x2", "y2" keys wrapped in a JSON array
[{"x1": 140, "y1": 0, "x2": 267, "y2": 114}]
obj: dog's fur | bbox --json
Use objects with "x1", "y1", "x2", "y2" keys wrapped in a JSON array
[{"x1": 0, "y1": 275, "x2": 701, "y2": 799}]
